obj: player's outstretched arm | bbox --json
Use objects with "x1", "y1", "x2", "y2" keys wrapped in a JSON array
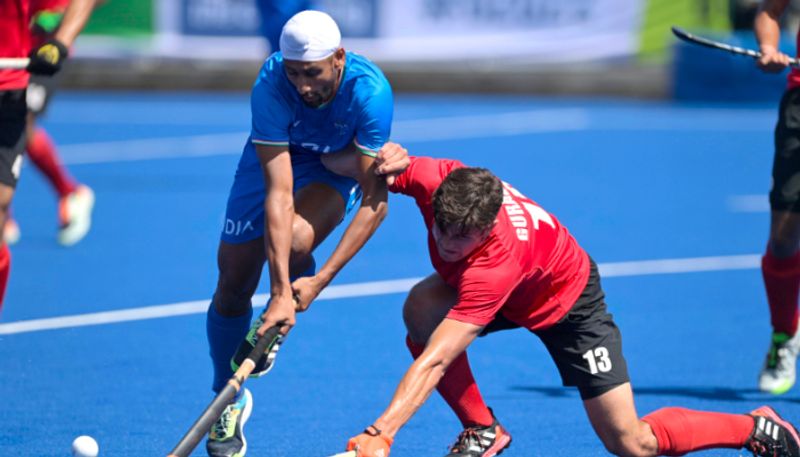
[
  {"x1": 27, "y1": 0, "x2": 97, "y2": 76},
  {"x1": 755, "y1": 0, "x2": 792, "y2": 72},
  {"x1": 255, "y1": 144, "x2": 297, "y2": 335},
  {"x1": 345, "y1": 318, "x2": 483, "y2": 456},
  {"x1": 55, "y1": 0, "x2": 97, "y2": 46},
  {"x1": 293, "y1": 149, "x2": 389, "y2": 310}
]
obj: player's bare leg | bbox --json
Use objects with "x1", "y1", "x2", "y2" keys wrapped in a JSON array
[
  {"x1": 12, "y1": 111, "x2": 94, "y2": 247},
  {"x1": 0, "y1": 183, "x2": 14, "y2": 309},
  {"x1": 403, "y1": 273, "x2": 457, "y2": 344},
  {"x1": 584, "y1": 384, "x2": 657, "y2": 457},
  {"x1": 587, "y1": 383, "x2": 800, "y2": 456},
  {"x1": 760, "y1": 210, "x2": 800, "y2": 394},
  {"x1": 206, "y1": 182, "x2": 345, "y2": 457},
  {"x1": 403, "y1": 274, "x2": 511, "y2": 457}
]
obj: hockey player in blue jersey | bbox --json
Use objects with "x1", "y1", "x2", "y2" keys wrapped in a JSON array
[{"x1": 204, "y1": 10, "x2": 408, "y2": 456}]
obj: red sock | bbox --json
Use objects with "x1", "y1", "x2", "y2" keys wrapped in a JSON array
[
  {"x1": 0, "y1": 244, "x2": 11, "y2": 311},
  {"x1": 762, "y1": 249, "x2": 800, "y2": 335},
  {"x1": 406, "y1": 335, "x2": 494, "y2": 427},
  {"x1": 642, "y1": 407, "x2": 754, "y2": 456},
  {"x1": 26, "y1": 127, "x2": 77, "y2": 198}
]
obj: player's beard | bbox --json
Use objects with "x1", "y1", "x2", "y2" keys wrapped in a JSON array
[
  {"x1": 301, "y1": 90, "x2": 327, "y2": 108},
  {"x1": 301, "y1": 68, "x2": 340, "y2": 108}
]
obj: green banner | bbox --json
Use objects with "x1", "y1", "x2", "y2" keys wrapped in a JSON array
[
  {"x1": 82, "y1": 0, "x2": 154, "y2": 36},
  {"x1": 640, "y1": 0, "x2": 731, "y2": 60}
]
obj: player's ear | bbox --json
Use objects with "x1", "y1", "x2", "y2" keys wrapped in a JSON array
[{"x1": 333, "y1": 48, "x2": 346, "y2": 67}]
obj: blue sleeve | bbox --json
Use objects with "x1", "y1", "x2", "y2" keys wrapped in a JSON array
[
  {"x1": 250, "y1": 74, "x2": 292, "y2": 147},
  {"x1": 354, "y1": 80, "x2": 393, "y2": 157}
]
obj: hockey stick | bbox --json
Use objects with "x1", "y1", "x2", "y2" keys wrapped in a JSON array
[
  {"x1": 167, "y1": 325, "x2": 282, "y2": 457},
  {"x1": 671, "y1": 26, "x2": 800, "y2": 67},
  {"x1": 0, "y1": 58, "x2": 30, "y2": 70}
]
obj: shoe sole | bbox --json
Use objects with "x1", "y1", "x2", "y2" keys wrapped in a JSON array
[
  {"x1": 754, "y1": 405, "x2": 800, "y2": 450},
  {"x1": 235, "y1": 388, "x2": 253, "y2": 457}
]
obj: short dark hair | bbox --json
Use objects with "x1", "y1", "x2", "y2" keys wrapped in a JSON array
[{"x1": 432, "y1": 167, "x2": 503, "y2": 234}]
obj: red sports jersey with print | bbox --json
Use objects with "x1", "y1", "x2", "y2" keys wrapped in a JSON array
[
  {"x1": 790, "y1": 30, "x2": 800, "y2": 89},
  {"x1": 32, "y1": 0, "x2": 69, "y2": 10},
  {"x1": 389, "y1": 156, "x2": 590, "y2": 331},
  {"x1": 30, "y1": 0, "x2": 70, "y2": 47},
  {"x1": 0, "y1": 0, "x2": 32, "y2": 90}
]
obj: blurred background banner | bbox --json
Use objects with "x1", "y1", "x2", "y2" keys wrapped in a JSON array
[
  {"x1": 67, "y1": 0, "x2": 800, "y2": 100},
  {"x1": 181, "y1": 0, "x2": 261, "y2": 36},
  {"x1": 78, "y1": 0, "x2": 645, "y2": 62},
  {"x1": 366, "y1": 0, "x2": 643, "y2": 62}
]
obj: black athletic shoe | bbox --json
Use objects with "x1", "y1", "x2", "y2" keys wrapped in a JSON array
[
  {"x1": 206, "y1": 388, "x2": 252, "y2": 457},
  {"x1": 230, "y1": 314, "x2": 283, "y2": 377},
  {"x1": 445, "y1": 412, "x2": 512, "y2": 457},
  {"x1": 745, "y1": 406, "x2": 800, "y2": 457}
]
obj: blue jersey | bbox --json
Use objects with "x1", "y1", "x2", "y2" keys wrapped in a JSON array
[{"x1": 249, "y1": 51, "x2": 393, "y2": 157}]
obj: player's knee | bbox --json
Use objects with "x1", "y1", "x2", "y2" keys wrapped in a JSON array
[
  {"x1": 403, "y1": 285, "x2": 434, "y2": 342},
  {"x1": 770, "y1": 236, "x2": 800, "y2": 258},
  {"x1": 599, "y1": 430, "x2": 653, "y2": 457},
  {"x1": 214, "y1": 271, "x2": 258, "y2": 316},
  {"x1": 291, "y1": 218, "x2": 315, "y2": 256}
]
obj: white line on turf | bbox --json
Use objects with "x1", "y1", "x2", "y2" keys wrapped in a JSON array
[
  {"x1": 0, "y1": 254, "x2": 762, "y2": 335},
  {"x1": 55, "y1": 107, "x2": 776, "y2": 165},
  {"x1": 58, "y1": 109, "x2": 589, "y2": 164},
  {"x1": 727, "y1": 194, "x2": 770, "y2": 213}
]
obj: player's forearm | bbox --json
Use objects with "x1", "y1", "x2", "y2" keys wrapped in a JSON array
[
  {"x1": 372, "y1": 355, "x2": 447, "y2": 439},
  {"x1": 54, "y1": 0, "x2": 96, "y2": 46},
  {"x1": 264, "y1": 189, "x2": 294, "y2": 295},
  {"x1": 316, "y1": 188, "x2": 387, "y2": 285},
  {"x1": 755, "y1": 0, "x2": 788, "y2": 52}
]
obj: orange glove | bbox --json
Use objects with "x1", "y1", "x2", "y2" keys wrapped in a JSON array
[{"x1": 347, "y1": 425, "x2": 393, "y2": 457}]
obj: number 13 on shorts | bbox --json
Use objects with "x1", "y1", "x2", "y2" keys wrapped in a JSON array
[{"x1": 583, "y1": 346, "x2": 612, "y2": 375}]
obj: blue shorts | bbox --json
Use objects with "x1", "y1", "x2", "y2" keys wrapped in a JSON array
[{"x1": 221, "y1": 141, "x2": 361, "y2": 244}]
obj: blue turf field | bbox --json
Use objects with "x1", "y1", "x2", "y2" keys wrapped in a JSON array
[{"x1": 0, "y1": 92, "x2": 794, "y2": 456}]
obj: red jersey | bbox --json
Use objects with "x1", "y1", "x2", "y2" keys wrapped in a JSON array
[
  {"x1": 32, "y1": 0, "x2": 69, "y2": 10},
  {"x1": 0, "y1": 0, "x2": 32, "y2": 90},
  {"x1": 389, "y1": 157, "x2": 590, "y2": 331},
  {"x1": 30, "y1": 0, "x2": 69, "y2": 47},
  {"x1": 790, "y1": 30, "x2": 800, "y2": 89}
]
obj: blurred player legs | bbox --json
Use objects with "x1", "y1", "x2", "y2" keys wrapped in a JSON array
[
  {"x1": 3, "y1": 73, "x2": 95, "y2": 246},
  {"x1": 754, "y1": 0, "x2": 800, "y2": 396},
  {"x1": 254, "y1": 0, "x2": 310, "y2": 53}
]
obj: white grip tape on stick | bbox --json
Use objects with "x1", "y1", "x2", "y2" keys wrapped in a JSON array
[{"x1": 0, "y1": 58, "x2": 30, "y2": 70}]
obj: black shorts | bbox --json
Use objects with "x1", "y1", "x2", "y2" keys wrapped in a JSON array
[
  {"x1": 26, "y1": 73, "x2": 60, "y2": 116},
  {"x1": 482, "y1": 258, "x2": 630, "y2": 400},
  {"x1": 0, "y1": 89, "x2": 27, "y2": 188},
  {"x1": 771, "y1": 87, "x2": 800, "y2": 212}
]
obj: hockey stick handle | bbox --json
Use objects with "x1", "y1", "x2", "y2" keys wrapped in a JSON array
[
  {"x1": 671, "y1": 26, "x2": 800, "y2": 67},
  {"x1": 0, "y1": 58, "x2": 30, "y2": 70},
  {"x1": 167, "y1": 325, "x2": 282, "y2": 457}
]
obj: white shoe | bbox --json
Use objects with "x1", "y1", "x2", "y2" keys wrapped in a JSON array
[
  {"x1": 3, "y1": 218, "x2": 20, "y2": 246},
  {"x1": 759, "y1": 330, "x2": 800, "y2": 395},
  {"x1": 57, "y1": 185, "x2": 94, "y2": 246}
]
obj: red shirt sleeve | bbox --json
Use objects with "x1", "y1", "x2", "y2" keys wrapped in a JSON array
[{"x1": 389, "y1": 156, "x2": 465, "y2": 205}]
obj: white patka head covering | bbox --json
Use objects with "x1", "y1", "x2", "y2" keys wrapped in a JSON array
[{"x1": 279, "y1": 10, "x2": 342, "y2": 62}]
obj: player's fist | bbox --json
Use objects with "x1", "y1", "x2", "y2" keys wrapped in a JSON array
[
  {"x1": 758, "y1": 47, "x2": 791, "y2": 73},
  {"x1": 347, "y1": 427, "x2": 393, "y2": 457},
  {"x1": 27, "y1": 38, "x2": 68, "y2": 76},
  {"x1": 375, "y1": 142, "x2": 409, "y2": 186},
  {"x1": 291, "y1": 275, "x2": 323, "y2": 312}
]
